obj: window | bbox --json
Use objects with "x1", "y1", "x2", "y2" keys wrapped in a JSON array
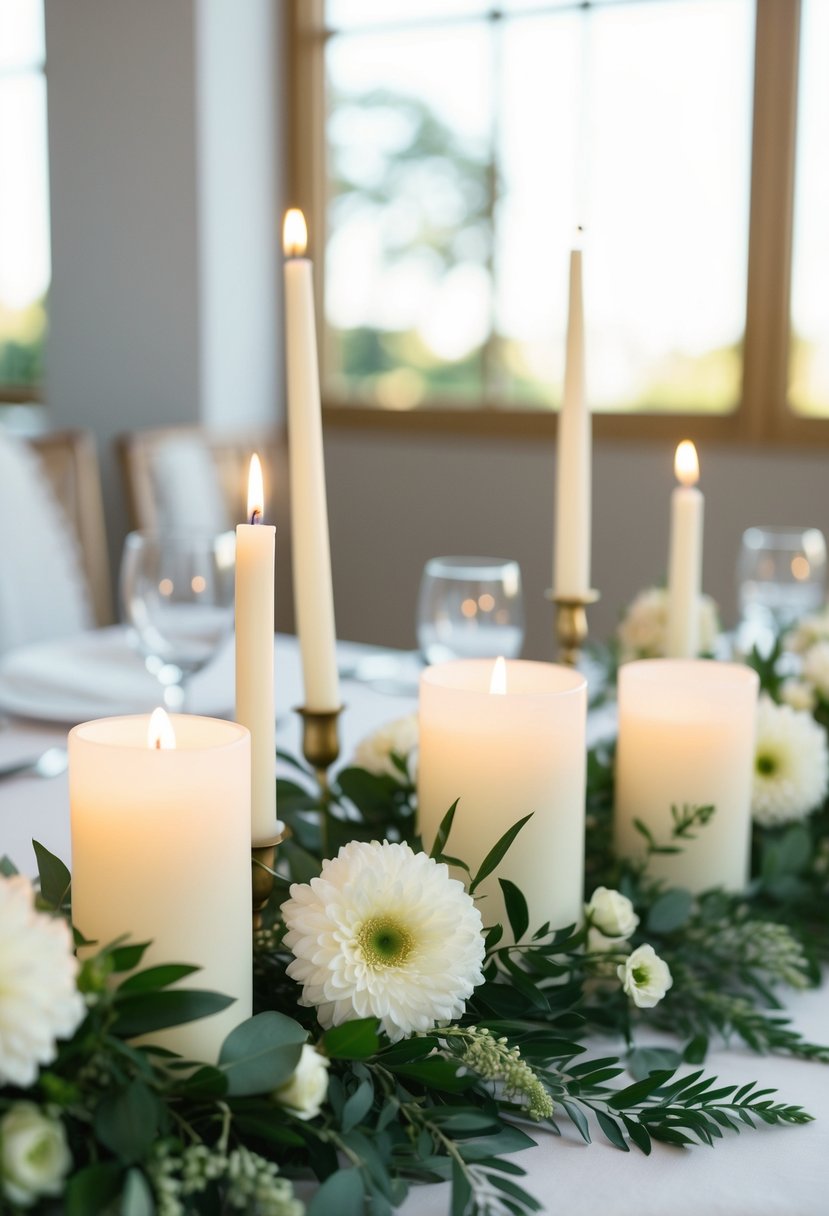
[
  {"x1": 0, "y1": 0, "x2": 49, "y2": 402},
  {"x1": 289, "y1": 0, "x2": 819, "y2": 441}
]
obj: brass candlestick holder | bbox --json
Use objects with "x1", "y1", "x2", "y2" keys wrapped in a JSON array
[
  {"x1": 252, "y1": 832, "x2": 283, "y2": 932},
  {"x1": 297, "y1": 706, "x2": 344, "y2": 793},
  {"x1": 548, "y1": 589, "x2": 600, "y2": 667}
]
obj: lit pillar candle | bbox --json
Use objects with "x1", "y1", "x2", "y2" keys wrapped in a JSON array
[
  {"x1": 614, "y1": 659, "x2": 759, "y2": 892},
  {"x1": 666, "y1": 441, "x2": 704, "y2": 657},
  {"x1": 236, "y1": 455, "x2": 279, "y2": 843},
  {"x1": 68, "y1": 709, "x2": 252, "y2": 1062},
  {"x1": 283, "y1": 208, "x2": 340, "y2": 712},
  {"x1": 553, "y1": 241, "x2": 592, "y2": 598},
  {"x1": 419, "y1": 658, "x2": 587, "y2": 937}
]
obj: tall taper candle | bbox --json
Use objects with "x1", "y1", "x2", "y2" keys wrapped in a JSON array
[
  {"x1": 283, "y1": 209, "x2": 340, "y2": 712},
  {"x1": 236, "y1": 454, "x2": 279, "y2": 843},
  {"x1": 553, "y1": 241, "x2": 591, "y2": 598},
  {"x1": 666, "y1": 441, "x2": 704, "y2": 658}
]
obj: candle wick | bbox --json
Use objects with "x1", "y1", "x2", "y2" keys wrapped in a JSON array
[
  {"x1": 250, "y1": 509, "x2": 261, "y2": 526},
  {"x1": 155, "y1": 737, "x2": 161, "y2": 750}
]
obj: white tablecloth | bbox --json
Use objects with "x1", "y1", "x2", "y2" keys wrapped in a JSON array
[{"x1": 0, "y1": 634, "x2": 825, "y2": 1216}]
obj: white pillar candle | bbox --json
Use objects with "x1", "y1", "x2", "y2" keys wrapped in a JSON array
[
  {"x1": 68, "y1": 710, "x2": 253, "y2": 1062},
  {"x1": 553, "y1": 243, "x2": 592, "y2": 598},
  {"x1": 236, "y1": 454, "x2": 279, "y2": 844},
  {"x1": 666, "y1": 440, "x2": 704, "y2": 658},
  {"x1": 419, "y1": 658, "x2": 587, "y2": 937},
  {"x1": 614, "y1": 659, "x2": 759, "y2": 893},
  {"x1": 283, "y1": 209, "x2": 340, "y2": 712}
]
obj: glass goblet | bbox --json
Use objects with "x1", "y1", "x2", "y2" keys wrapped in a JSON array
[
  {"x1": 736, "y1": 525, "x2": 827, "y2": 655},
  {"x1": 120, "y1": 531, "x2": 236, "y2": 710},
  {"x1": 416, "y1": 556, "x2": 525, "y2": 665}
]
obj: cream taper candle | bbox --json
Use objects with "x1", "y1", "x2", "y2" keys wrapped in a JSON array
[
  {"x1": 418, "y1": 658, "x2": 587, "y2": 937},
  {"x1": 666, "y1": 441, "x2": 704, "y2": 658},
  {"x1": 69, "y1": 710, "x2": 252, "y2": 1062},
  {"x1": 236, "y1": 454, "x2": 279, "y2": 844},
  {"x1": 553, "y1": 241, "x2": 592, "y2": 598},
  {"x1": 283, "y1": 209, "x2": 340, "y2": 712},
  {"x1": 614, "y1": 659, "x2": 759, "y2": 892}
]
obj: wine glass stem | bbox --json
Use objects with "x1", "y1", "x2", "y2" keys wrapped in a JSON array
[{"x1": 162, "y1": 677, "x2": 187, "y2": 712}]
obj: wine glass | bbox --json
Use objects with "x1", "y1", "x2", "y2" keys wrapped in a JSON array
[
  {"x1": 416, "y1": 556, "x2": 525, "y2": 665},
  {"x1": 736, "y1": 525, "x2": 827, "y2": 655},
  {"x1": 120, "y1": 531, "x2": 236, "y2": 710}
]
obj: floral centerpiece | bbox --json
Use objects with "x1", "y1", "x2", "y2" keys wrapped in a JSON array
[{"x1": 4, "y1": 620, "x2": 829, "y2": 1215}]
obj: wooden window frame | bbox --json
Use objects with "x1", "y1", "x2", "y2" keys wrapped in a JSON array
[{"x1": 286, "y1": 0, "x2": 824, "y2": 446}]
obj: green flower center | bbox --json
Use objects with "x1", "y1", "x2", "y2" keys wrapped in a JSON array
[
  {"x1": 356, "y1": 916, "x2": 413, "y2": 968},
  {"x1": 631, "y1": 966, "x2": 650, "y2": 986},
  {"x1": 756, "y1": 751, "x2": 778, "y2": 777}
]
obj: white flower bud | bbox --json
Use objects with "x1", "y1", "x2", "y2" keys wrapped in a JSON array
[
  {"x1": 585, "y1": 887, "x2": 639, "y2": 940},
  {"x1": 273, "y1": 1045, "x2": 329, "y2": 1121},
  {"x1": 353, "y1": 715, "x2": 418, "y2": 782},
  {"x1": 617, "y1": 944, "x2": 673, "y2": 1009},
  {"x1": 1, "y1": 1104, "x2": 72, "y2": 1208}
]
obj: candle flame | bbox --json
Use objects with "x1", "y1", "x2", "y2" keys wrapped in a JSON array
[
  {"x1": 247, "y1": 453, "x2": 264, "y2": 523},
  {"x1": 148, "y1": 707, "x2": 176, "y2": 750},
  {"x1": 283, "y1": 208, "x2": 308, "y2": 257},
  {"x1": 489, "y1": 656, "x2": 507, "y2": 695},
  {"x1": 674, "y1": 440, "x2": 699, "y2": 487}
]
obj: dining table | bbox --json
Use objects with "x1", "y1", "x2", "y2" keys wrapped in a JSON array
[{"x1": 0, "y1": 630, "x2": 825, "y2": 1216}]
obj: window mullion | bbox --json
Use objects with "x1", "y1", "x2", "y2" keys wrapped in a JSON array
[{"x1": 742, "y1": 0, "x2": 801, "y2": 441}]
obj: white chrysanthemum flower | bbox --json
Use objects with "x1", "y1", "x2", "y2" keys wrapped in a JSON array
[
  {"x1": 783, "y1": 610, "x2": 829, "y2": 656},
  {"x1": 585, "y1": 887, "x2": 639, "y2": 940},
  {"x1": 801, "y1": 641, "x2": 829, "y2": 701},
  {"x1": 0, "y1": 877, "x2": 86, "y2": 1088},
  {"x1": 617, "y1": 587, "x2": 719, "y2": 662},
  {"x1": 282, "y1": 840, "x2": 485, "y2": 1041},
  {"x1": 617, "y1": 944, "x2": 673, "y2": 1009},
  {"x1": 352, "y1": 714, "x2": 418, "y2": 782},
  {"x1": 779, "y1": 678, "x2": 817, "y2": 714},
  {"x1": 752, "y1": 695, "x2": 829, "y2": 827}
]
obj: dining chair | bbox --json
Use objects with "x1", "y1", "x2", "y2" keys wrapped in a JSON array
[
  {"x1": 0, "y1": 428, "x2": 112, "y2": 655},
  {"x1": 116, "y1": 425, "x2": 288, "y2": 533}
]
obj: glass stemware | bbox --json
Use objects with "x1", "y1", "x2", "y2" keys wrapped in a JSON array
[
  {"x1": 736, "y1": 525, "x2": 827, "y2": 655},
  {"x1": 416, "y1": 556, "x2": 525, "y2": 665},
  {"x1": 120, "y1": 531, "x2": 236, "y2": 710}
]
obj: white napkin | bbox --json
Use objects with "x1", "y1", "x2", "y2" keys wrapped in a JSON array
[
  {"x1": 0, "y1": 433, "x2": 94, "y2": 655},
  {"x1": 0, "y1": 626, "x2": 234, "y2": 724}
]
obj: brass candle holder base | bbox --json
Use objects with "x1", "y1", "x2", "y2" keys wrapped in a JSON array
[
  {"x1": 547, "y1": 589, "x2": 600, "y2": 667},
  {"x1": 252, "y1": 832, "x2": 283, "y2": 932},
  {"x1": 296, "y1": 705, "x2": 344, "y2": 792}
]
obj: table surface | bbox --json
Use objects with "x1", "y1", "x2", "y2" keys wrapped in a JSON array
[{"x1": 0, "y1": 633, "x2": 825, "y2": 1216}]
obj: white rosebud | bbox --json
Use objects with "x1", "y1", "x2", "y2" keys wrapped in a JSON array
[
  {"x1": 1, "y1": 1103, "x2": 72, "y2": 1208},
  {"x1": 585, "y1": 887, "x2": 639, "y2": 940},
  {"x1": 617, "y1": 944, "x2": 673, "y2": 1009},
  {"x1": 586, "y1": 926, "x2": 632, "y2": 956},
  {"x1": 273, "y1": 1044, "x2": 329, "y2": 1121},
  {"x1": 353, "y1": 714, "x2": 418, "y2": 782}
]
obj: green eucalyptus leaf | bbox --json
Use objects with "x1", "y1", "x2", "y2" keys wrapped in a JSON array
[
  {"x1": 33, "y1": 840, "x2": 71, "y2": 910},
  {"x1": 596, "y1": 1110, "x2": 629, "y2": 1151},
  {"x1": 121, "y1": 1168, "x2": 155, "y2": 1216},
  {"x1": 65, "y1": 1163, "x2": 123, "y2": 1216},
  {"x1": 430, "y1": 800, "x2": 459, "y2": 858},
  {"x1": 646, "y1": 887, "x2": 693, "y2": 934},
  {"x1": 498, "y1": 878, "x2": 529, "y2": 942},
  {"x1": 627, "y1": 1047, "x2": 683, "y2": 1082},
  {"x1": 342, "y1": 1078, "x2": 375, "y2": 1132},
  {"x1": 95, "y1": 1081, "x2": 160, "y2": 1163},
  {"x1": 118, "y1": 964, "x2": 201, "y2": 994},
  {"x1": 307, "y1": 1168, "x2": 365, "y2": 1216},
  {"x1": 322, "y1": 1018, "x2": 382, "y2": 1059},
  {"x1": 219, "y1": 1011, "x2": 306, "y2": 1095},
  {"x1": 451, "y1": 1158, "x2": 471, "y2": 1216},
  {"x1": 107, "y1": 942, "x2": 152, "y2": 972},
  {"x1": 470, "y1": 814, "x2": 533, "y2": 894},
  {"x1": 112, "y1": 989, "x2": 234, "y2": 1038}
]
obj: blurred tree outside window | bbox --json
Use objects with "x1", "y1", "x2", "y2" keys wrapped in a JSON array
[
  {"x1": 0, "y1": 0, "x2": 49, "y2": 400},
  {"x1": 320, "y1": 0, "x2": 754, "y2": 415}
]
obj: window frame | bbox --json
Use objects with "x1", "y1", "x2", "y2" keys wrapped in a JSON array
[{"x1": 286, "y1": 0, "x2": 823, "y2": 445}]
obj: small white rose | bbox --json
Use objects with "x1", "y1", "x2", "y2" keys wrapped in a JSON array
[
  {"x1": 1, "y1": 1103, "x2": 72, "y2": 1208},
  {"x1": 353, "y1": 714, "x2": 418, "y2": 782},
  {"x1": 617, "y1": 944, "x2": 673, "y2": 1009},
  {"x1": 585, "y1": 887, "x2": 639, "y2": 940},
  {"x1": 586, "y1": 926, "x2": 632, "y2": 957},
  {"x1": 273, "y1": 1044, "x2": 330, "y2": 1121},
  {"x1": 779, "y1": 678, "x2": 817, "y2": 714}
]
